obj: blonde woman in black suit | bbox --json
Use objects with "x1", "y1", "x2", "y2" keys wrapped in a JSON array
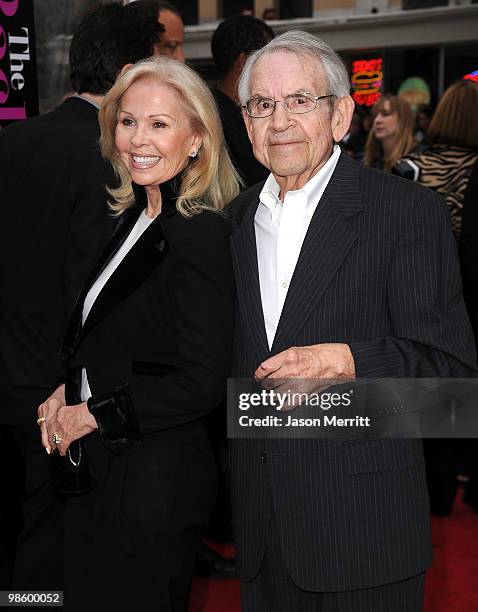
[{"x1": 37, "y1": 57, "x2": 239, "y2": 612}]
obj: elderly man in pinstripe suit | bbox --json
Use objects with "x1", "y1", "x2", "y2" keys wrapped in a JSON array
[{"x1": 227, "y1": 31, "x2": 477, "y2": 611}]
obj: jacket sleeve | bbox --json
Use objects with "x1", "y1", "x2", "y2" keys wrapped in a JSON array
[
  {"x1": 349, "y1": 189, "x2": 477, "y2": 378},
  {"x1": 87, "y1": 214, "x2": 234, "y2": 444}
]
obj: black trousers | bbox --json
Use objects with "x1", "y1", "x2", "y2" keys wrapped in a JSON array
[
  {"x1": 62, "y1": 429, "x2": 216, "y2": 612},
  {"x1": 242, "y1": 517, "x2": 426, "y2": 612},
  {"x1": 0, "y1": 426, "x2": 23, "y2": 589},
  {"x1": 8, "y1": 422, "x2": 64, "y2": 591}
]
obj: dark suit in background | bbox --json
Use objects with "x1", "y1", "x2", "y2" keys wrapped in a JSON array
[
  {"x1": 229, "y1": 153, "x2": 477, "y2": 609},
  {"x1": 210, "y1": 16, "x2": 273, "y2": 189},
  {"x1": 0, "y1": 97, "x2": 114, "y2": 425},
  {"x1": 212, "y1": 88, "x2": 269, "y2": 189},
  {"x1": 0, "y1": 96, "x2": 115, "y2": 588}
]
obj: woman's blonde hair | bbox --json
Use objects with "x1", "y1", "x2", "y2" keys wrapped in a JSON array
[
  {"x1": 364, "y1": 94, "x2": 414, "y2": 172},
  {"x1": 99, "y1": 55, "x2": 241, "y2": 216}
]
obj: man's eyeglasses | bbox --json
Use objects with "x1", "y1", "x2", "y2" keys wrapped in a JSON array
[{"x1": 243, "y1": 92, "x2": 335, "y2": 118}]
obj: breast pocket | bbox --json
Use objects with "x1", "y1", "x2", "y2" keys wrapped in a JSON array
[
  {"x1": 131, "y1": 360, "x2": 177, "y2": 377},
  {"x1": 342, "y1": 438, "x2": 424, "y2": 475}
]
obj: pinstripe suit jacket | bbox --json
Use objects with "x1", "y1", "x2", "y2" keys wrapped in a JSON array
[{"x1": 228, "y1": 152, "x2": 477, "y2": 592}]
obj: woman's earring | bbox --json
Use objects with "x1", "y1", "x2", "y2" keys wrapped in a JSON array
[{"x1": 189, "y1": 151, "x2": 197, "y2": 158}]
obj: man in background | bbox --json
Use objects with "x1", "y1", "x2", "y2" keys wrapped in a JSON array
[
  {"x1": 211, "y1": 16, "x2": 273, "y2": 188},
  {"x1": 131, "y1": 0, "x2": 185, "y2": 62},
  {"x1": 0, "y1": 3, "x2": 163, "y2": 590},
  {"x1": 156, "y1": 1, "x2": 185, "y2": 61}
]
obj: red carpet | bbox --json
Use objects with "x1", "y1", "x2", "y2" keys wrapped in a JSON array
[
  {"x1": 425, "y1": 492, "x2": 478, "y2": 611},
  {"x1": 190, "y1": 490, "x2": 478, "y2": 611}
]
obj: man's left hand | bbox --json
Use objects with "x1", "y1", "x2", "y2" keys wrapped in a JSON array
[{"x1": 254, "y1": 343, "x2": 355, "y2": 400}]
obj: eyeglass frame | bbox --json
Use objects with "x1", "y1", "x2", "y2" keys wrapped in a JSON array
[{"x1": 242, "y1": 92, "x2": 335, "y2": 118}]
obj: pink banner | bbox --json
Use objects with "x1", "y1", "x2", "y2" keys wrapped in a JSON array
[{"x1": 0, "y1": 0, "x2": 37, "y2": 127}]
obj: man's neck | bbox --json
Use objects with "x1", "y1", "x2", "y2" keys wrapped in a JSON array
[
  {"x1": 275, "y1": 145, "x2": 336, "y2": 201},
  {"x1": 77, "y1": 92, "x2": 104, "y2": 107},
  {"x1": 216, "y1": 73, "x2": 239, "y2": 104}
]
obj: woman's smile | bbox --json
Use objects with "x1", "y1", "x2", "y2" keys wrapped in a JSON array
[{"x1": 130, "y1": 153, "x2": 162, "y2": 170}]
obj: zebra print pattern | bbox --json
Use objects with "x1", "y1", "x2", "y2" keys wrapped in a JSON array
[{"x1": 405, "y1": 144, "x2": 478, "y2": 240}]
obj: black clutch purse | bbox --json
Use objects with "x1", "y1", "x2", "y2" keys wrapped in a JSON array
[
  {"x1": 49, "y1": 438, "x2": 96, "y2": 496},
  {"x1": 48, "y1": 367, "x2": 95, "y2": 495}
]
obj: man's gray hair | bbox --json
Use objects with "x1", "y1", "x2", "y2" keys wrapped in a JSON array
[{"x1": 237, "y1": 30, "x2": 350, "y2": 105}]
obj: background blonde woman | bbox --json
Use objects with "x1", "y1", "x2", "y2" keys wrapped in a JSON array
[
  {"x1": 364, "y1": 93, "x2": 414, "y2": 172},
  {"x1": 37, "y1": 56, "x2": 240, "y2": 612}
]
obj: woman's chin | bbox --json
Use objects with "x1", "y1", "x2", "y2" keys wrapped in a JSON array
[
  {"x1": 131, "y1": 176, "x2": 153, "y2": 186},
  {"x1": 130, "y1": 171, "x2": 161, "y2": 187}
]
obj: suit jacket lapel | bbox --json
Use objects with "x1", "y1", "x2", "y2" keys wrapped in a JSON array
[
  {"x1": 271, "y1": 153, "x2": 363, "y2": 354},
  {"x1": 61, "y1": 201, "x2": 169, "y2": 361},
  {"x1": 79, "y1": 214, "x2": 168, "y2": 342},
  {"x1": 231, "y1": 198, "x2": 269, "y2": 359},
  {"x1": 61, "y1": 206, "x2": 141, "y2": 361}
]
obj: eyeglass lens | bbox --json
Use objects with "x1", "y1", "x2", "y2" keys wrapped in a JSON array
[{"x1": 248, "y1": 93, "x2": 317, "y2": 117}]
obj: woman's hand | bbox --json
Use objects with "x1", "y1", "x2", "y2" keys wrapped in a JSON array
[
  {"x1": 38, "y1": 384, "x2": 66, "y2": 454},
  {"x1": 47, "y1": 402, "x2": 98, "y2": 456},
  {"x1": 38, "y1": 387, "x2": 98, "y2": 455},
  {"x1": 38, "y1": 383, "x2": 66, "y2": 408}
]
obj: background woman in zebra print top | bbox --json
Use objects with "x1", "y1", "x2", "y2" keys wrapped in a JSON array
[{"x1": 397, "y1": 79, "x2": 478, "y2": 240}]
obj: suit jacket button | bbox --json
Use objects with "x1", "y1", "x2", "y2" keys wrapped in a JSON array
[{"x1": 261, "y1": 451, "x2": 267, "y2": 464}]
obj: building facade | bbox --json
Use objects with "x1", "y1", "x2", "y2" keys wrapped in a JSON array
[{"x1": 20, "y1": 0, "x2": 478, "y2": 113}]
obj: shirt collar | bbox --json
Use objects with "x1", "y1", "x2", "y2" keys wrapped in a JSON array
[{"x1": 259, "y1": 144, "x2": 341, "y2": 213}]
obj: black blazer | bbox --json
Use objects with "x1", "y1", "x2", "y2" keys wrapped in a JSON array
[
  {"x1": 228, "y1": 153, "x2": 477, "y2": 591},
  {"x1": 54, "y1": 188, "x2": 234, "y2": 610},
  {"x1": 0, "y1": 97, "x2": 115, "y2": 424},
  {"x1": 61, "y1": 183, "x2": 234, "y2": 443}
]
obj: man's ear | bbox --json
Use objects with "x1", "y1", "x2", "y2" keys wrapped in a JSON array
[
  {"x1": 331, "y1": 95, "x2": 355, "y2": 142},
  {"x1": 236, "y1": 52, "x2": 248, "y2": 73},
  {"x1": 242, "y1": 109, "x2": 254, "y2": 144},
  {"x1": 119, "y1": 63, "x2": 134, "y2": 76}
]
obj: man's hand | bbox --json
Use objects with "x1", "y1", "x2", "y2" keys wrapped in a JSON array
[{"x1": 254, "y1": 343, "x2": 355, "y2": 407}]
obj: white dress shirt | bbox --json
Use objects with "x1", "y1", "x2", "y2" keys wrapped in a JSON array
[
  {"x1": 255, "y1": 145, "x2": 341, "y2": 349},
  {"x1": 80, "y1": 210, "x2": 154, "y2": 402}
]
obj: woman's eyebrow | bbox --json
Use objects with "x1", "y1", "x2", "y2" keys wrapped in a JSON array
[{"x1": 118, "y1": 109, "x2": 174, "y2": 120}]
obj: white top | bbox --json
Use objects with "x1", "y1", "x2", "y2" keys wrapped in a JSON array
[
  {"x1": 255, "y1": 145, "x2": 341, "y2": 349},
  {"x1": 80, "y1": 210, "x2": 155, "y2": 402}
]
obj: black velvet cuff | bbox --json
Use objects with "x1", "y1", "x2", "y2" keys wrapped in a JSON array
[{"x1": 87, "y1": 384, "x2": 142, "y2": 452}]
